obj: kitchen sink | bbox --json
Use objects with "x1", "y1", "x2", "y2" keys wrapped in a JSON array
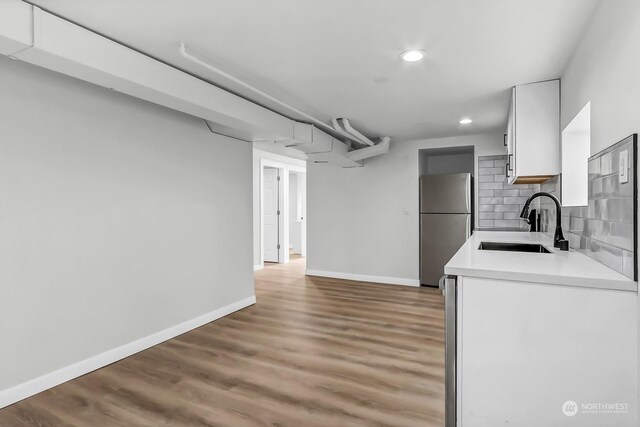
[{"x1": 478, "y1": 241, "x2": 552, "y2": 254}]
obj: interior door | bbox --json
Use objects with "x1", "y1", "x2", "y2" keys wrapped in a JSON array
[{"x1": 263, "y1": 167, "x2": 279, "y2": 262}]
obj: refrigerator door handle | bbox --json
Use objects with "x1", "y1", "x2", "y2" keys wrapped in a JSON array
[
  {"x1": 465, "y1": 174, "x2": 471, "y2": 214},
  {"x1": 466, "y1": 215, "x2": 471, "y2": 238}
]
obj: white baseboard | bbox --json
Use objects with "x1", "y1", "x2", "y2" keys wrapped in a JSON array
[
  {"x1": 305, "y1": 269, "x2": 420, "y2": 287},
  {"x1": 0, "y1": 295, "x2": 256, "y2": 409},
  {"x1": 253, "y1": 264, "x2": 263, "y2": 271}
]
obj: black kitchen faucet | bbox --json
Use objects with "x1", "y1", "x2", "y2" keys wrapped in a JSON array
[{"x1": 519, "y1": 192, "x2": 569, "y2": 251}]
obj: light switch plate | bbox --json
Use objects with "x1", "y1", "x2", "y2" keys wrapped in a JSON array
[{"x1": 619, "y1": 149, "x2": 629, "y2": 183}]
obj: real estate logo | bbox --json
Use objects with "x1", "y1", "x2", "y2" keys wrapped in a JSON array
[
  {"x1": 562, "y1": 400, "x2": 629, "y2": 417},
  {"x1": 562, "y1": 401, "x2": 578, "y2": 417}
]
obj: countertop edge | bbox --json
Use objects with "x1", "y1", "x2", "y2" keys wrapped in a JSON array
[{"x1": 444, "y1": 266, "x2": 638, "y2": 292}]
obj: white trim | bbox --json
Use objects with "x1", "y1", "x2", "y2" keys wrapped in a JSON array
[
  {"x1": 305, "y1": 270, "x2": 420, "y2": 287},
  {"x1": 254, "y1": 264, "x2": 263, "y2": 271},
  {"x1": 0, "y1": 295, "x2": 256, "y2": 409}
]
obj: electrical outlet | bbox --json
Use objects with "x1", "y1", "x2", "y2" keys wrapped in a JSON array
[{"x1": 619, "y1": 149, "x2": 629, "y2": 184}]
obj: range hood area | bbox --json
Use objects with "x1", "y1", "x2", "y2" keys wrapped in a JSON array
[{"x1": 0, "y1": 0, "x2": 389, "y2": 168}]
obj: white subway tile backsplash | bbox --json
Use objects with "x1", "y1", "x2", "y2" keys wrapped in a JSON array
[
  {"x1": 541, "y1": 135, "x2": 636, "y2": 280},
  {"x1": 608, "y1": 222, "x2": 634, "y2": 252},
  {"x1": 479, "y1": 212, "x2": 504, "y2": 220},
  {"x1": 503, "y1": 196, "x2": 529, "y2": 205},
  {"x1": 586, "y1": 239, "x2": 623, "y2": 274},
  {"x1": 480, "y1": 197, "x2": 503, "y2": 205},
  {"x1": 494, "y1": 219, "x2": 521, "y2": 227},
  {"x1": 479, "y1": 182, "x2": 504, "y2": 190},
  {"x1": 567, "y1": 232, "x2": 585, "y2": 250},
  {"x1": 569, "y1": 217, "x2": 585, "y2": 234},
  {"x1": 588, "y1": 157, "x2": 601, "y2": 177},
  {"x1": 480, "y1": 167, "x2": 505, "y2": 175},
  {"x1": 601, "y1": 174, "x2": 634, "y2": 197},
  {"x1": 600, "y1": 151, "x2": 613, "y2": 175},
  {"x1": 602, "y1": 198, "x2": 634, "y2": 223},
  {"x1": 494, "y1": 189, "x2": 520, "y2": 197},
  {"x1": 503, "y1": 212, "x2": 521, "y2": 220},
  {"x1": 477, "y1": 155, "x2": 537, "y2": 231},
  {"x1": 494, "y1": 205, "x2": 522, "y2": 212}
]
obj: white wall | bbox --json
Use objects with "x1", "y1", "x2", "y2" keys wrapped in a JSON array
[
  {"x1": 560, "y1": 0, "x2": 640, "y2": 417},
  {"x1": 561, "y1": 0, "x2": 640, "y2": 154},
  {"x1": 252, "y1": 149, "x2": 305, "y2": 268},
  {"x1": 307, "y1": 133, "x2": 504, "y2": 284},
  {"x1": 0, "y1": 56, "x2": 255, "y2": 404}
]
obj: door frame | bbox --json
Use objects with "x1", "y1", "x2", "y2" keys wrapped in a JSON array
[{"x1": 259, "y1": 159, "x2": 306, "y2": 265}]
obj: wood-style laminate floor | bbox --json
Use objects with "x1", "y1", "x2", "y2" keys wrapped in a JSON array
[{"x1": 0, "y1": 258, "x2": 445, "y2": 426}]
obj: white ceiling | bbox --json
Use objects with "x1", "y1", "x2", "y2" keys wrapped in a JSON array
[{"x1": 30, "y1": 0, "x2": 599, "y2": 142}]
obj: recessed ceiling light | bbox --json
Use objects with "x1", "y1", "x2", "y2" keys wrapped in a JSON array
[
  {"x1": 401, "y1": 50, "x2": 425, "y2": 62},
  {"x1": 459, "y1": 118, "x2": 473, "y2": 124}
]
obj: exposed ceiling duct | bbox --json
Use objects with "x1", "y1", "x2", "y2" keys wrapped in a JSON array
[
  {"x1": 333, "y1": 118, "x2": 374, "y2": 147},
  {"x1": 0, "y1": 1, "x2": 390, "y2": 168},
  {"x1": 179, "y1": 43, "x2": 390, "y2": 166},
  {"x1": 276, "y1": 121, "x2": 390, "y2": 167},
  {"x1": 179, "y1": 43, "x2": 367, "y2": 147},
  {"x1": 346, "y1": 136, "x2": 390, "y2": 162}
]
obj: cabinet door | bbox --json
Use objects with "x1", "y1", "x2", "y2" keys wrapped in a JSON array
[
  {"x1": 513, "y1": 80, "x2": 560, "y2": 178},
  {"x1": 506, "y1": 87, "x2": 516, "y2": 183},
  {"x1": 458, "y1": 276, "x2": 637, "y2": 427}
]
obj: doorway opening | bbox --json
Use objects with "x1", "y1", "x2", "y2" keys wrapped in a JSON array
[
  {"x1": 288, "y1": 170, "x2": 306, "y2": 260},
  {"x1": 258, "y1": 157, "x2": 306, "y2": 268}
]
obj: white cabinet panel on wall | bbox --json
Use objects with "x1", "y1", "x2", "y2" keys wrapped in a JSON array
[
  {"x1": 0, "y1": 0, "x2": 33, "y2": 56},
  {"x1": 506, "y1": 79, "x2": 560, "y2": 184}
]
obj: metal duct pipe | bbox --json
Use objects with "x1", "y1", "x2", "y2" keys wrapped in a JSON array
[
  {"x1": 179, "y1": 43, "x2": 365, "y2": 145},
  {"x1": 337, "y1": 118, "x2": 375, "y2": 146},
  {"x1": 330, "y1": 118, "x2": 368, "y2": 146},
  {"x1": 346, "y1": 137, "x2": 391, "y2": 161}
]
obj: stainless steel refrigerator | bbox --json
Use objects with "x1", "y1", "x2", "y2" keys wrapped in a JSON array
[{"x1": 420, "y1": 173, "x2": 472, "y2": 286}]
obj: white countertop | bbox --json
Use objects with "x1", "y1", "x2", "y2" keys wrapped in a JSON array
[{"x1": 444, "y1": 231, "x2": 637, "y2": 292}]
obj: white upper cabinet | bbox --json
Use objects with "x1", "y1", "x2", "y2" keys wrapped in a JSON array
[{"x1": 506, "y1": 80, "x2": 560, "y2": 184}]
